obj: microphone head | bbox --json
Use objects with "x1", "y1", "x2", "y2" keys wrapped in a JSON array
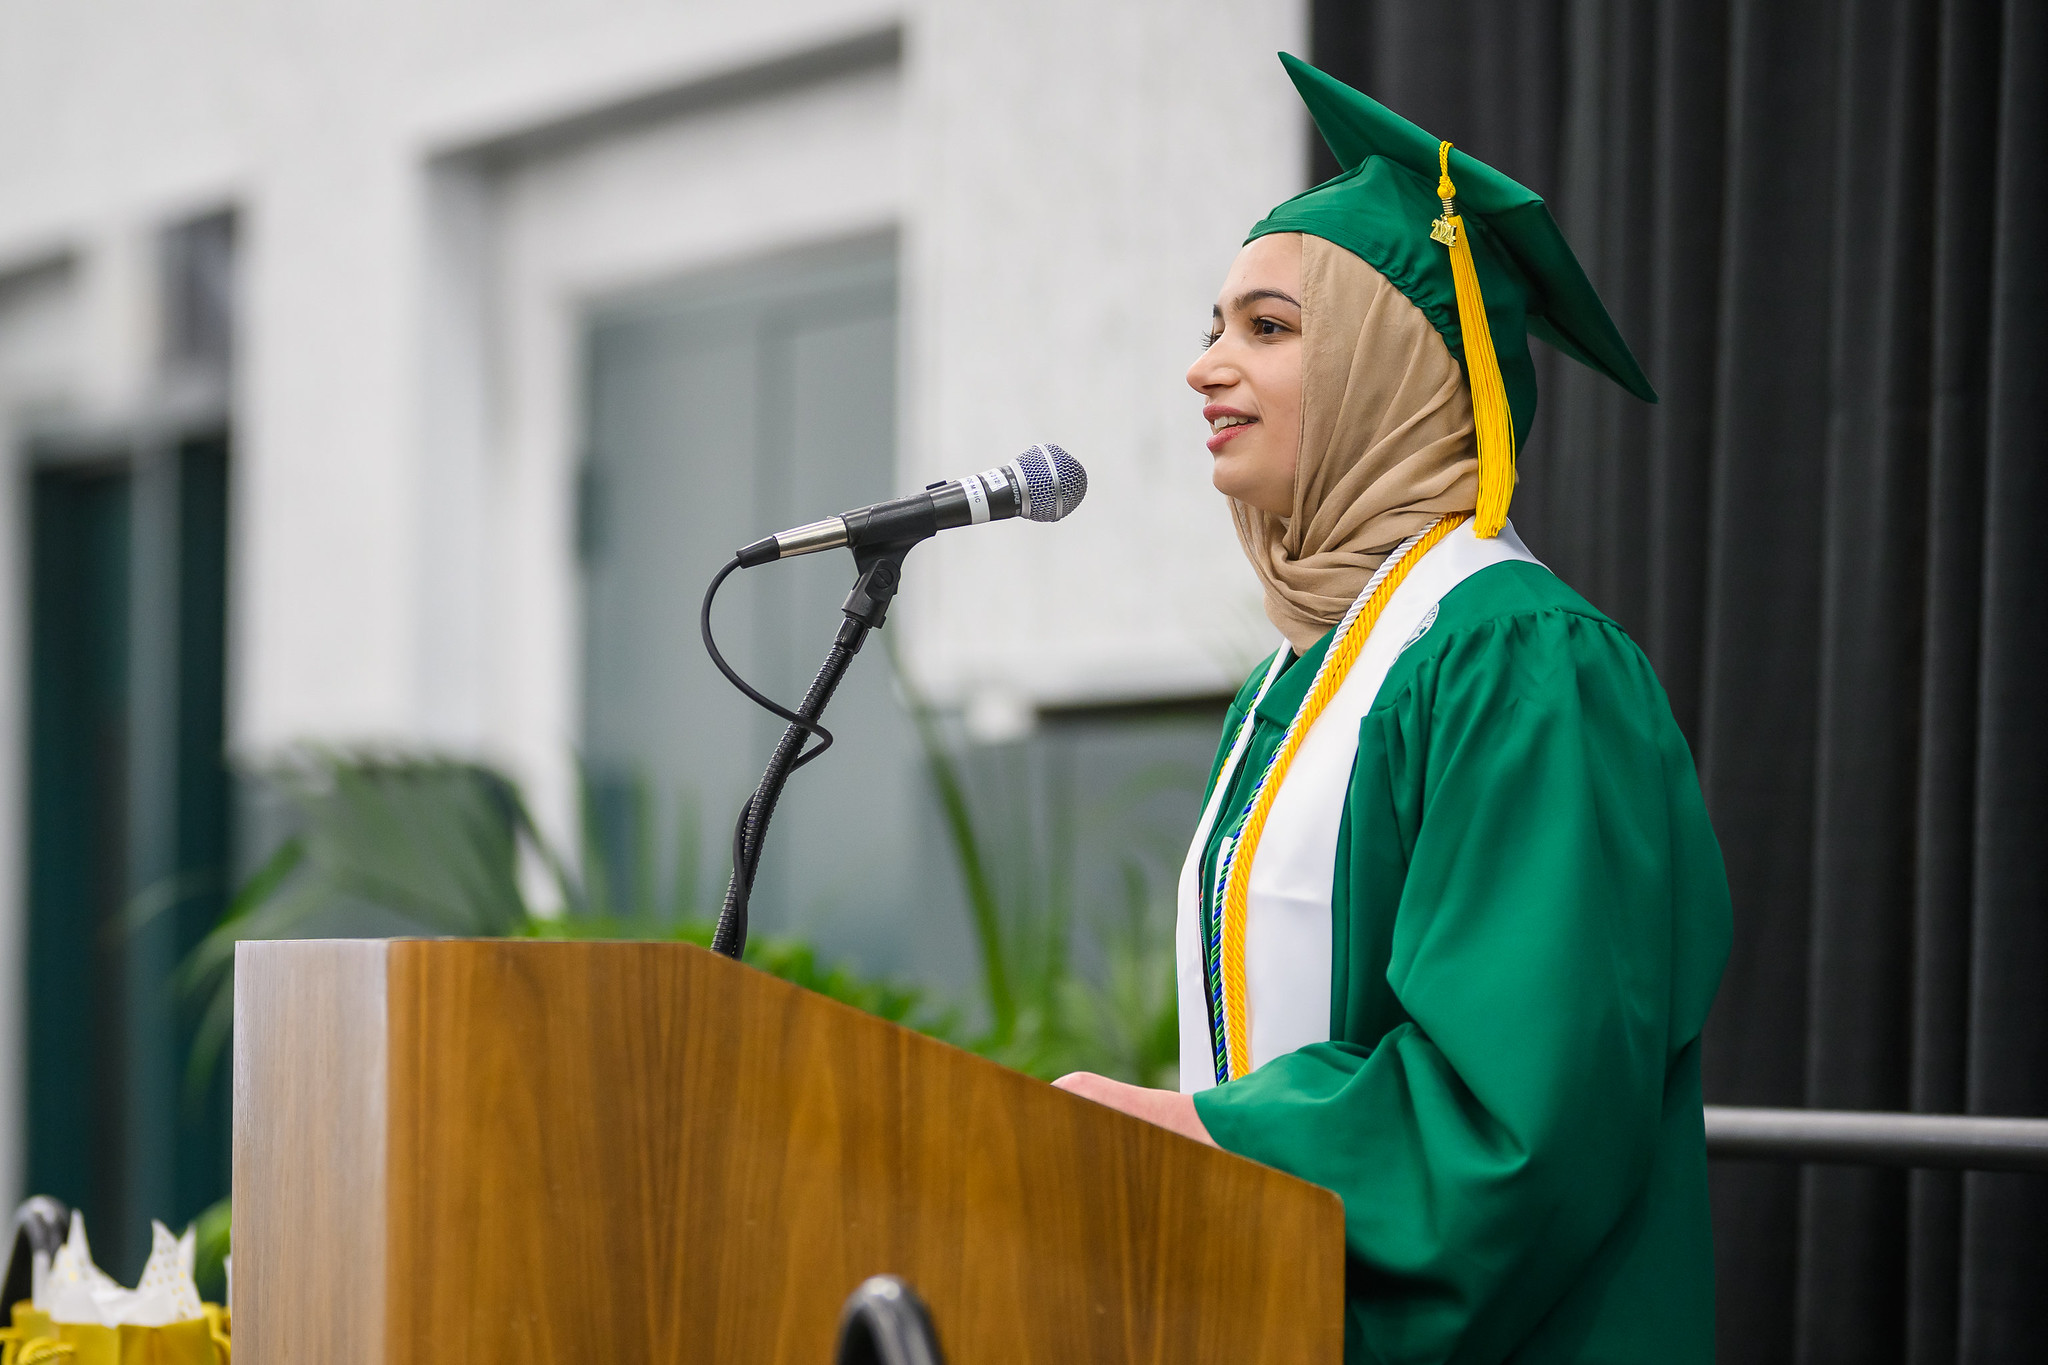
[{"x1": 1009, "y1": 443, "x2": 1088, "y2": 523}]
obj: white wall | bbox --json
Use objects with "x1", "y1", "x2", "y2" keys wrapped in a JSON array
[
  {"x1": 0, "y1": 0, "x2": 1306, "y2": 795},
  {"x1": 903, "y1": 5, "x2": 1303, "y2": 712}
]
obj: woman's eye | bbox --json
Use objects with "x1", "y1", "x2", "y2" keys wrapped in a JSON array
[
  {"x1": 1199, "y1": 329, "x2": 1222, "y2": 350},
  {"x1": 1255, "y1": 316, "x2": 1288, "y2": 336}
]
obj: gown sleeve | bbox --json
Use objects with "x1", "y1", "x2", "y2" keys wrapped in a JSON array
[{"x1": 1191, "y1": 606, "x2": 1712, "y2": 1365}]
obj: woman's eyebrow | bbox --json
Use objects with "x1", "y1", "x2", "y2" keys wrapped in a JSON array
[{"x1": 1231, "y1": 287, "x2": 1301, "y2": 311}]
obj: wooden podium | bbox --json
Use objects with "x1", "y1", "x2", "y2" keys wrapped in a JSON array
[{"x1": 232, "y1": 939, "x2": 1343, "y2": 1362}]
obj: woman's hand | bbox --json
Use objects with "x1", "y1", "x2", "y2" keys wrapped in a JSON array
[{"x1": 1052, "y1": 1072, "x2": 1218, "y2": 1147}]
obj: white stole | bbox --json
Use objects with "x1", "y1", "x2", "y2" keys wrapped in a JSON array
[{"x1": 1176, "y1": 519, "x2": 1541, "y2": 1093}]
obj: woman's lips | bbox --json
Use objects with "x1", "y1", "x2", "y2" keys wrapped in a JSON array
[{"x1": 1207, "y1": 419, "x2": 1257, "y2": 454}]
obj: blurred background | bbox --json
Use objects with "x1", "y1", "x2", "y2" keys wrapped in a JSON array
[{"x1": 0, "y1": 0, "x2": 2042, "y2": 1359}]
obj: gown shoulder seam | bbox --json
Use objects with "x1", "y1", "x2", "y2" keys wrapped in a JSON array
[{"x1": 1366, "y1": 600, "x2": 1641, "y2": 717}]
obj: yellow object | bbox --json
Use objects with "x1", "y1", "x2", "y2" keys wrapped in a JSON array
[
  {"x1": 199, "y1": 1308, "x2": 227, "y2": 1365},
  {"x1": 2, "y1": 1303, "x2": 226, "y2": 1365},
  {"x1": 1431, "y1": 142, "x2": 1516, "y2": 539},
  {"x1": 1218, "y1": 512, "x2": 1472, "y2": 1076}
]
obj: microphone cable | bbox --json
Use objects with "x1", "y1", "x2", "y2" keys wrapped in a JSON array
[{"x1": 700, "y1": 556, "x2": 836, "y2": 769}]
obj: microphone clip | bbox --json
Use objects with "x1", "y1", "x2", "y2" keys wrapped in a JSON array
[{"x1": 837, "y1": 538, "x2": 916, "y2": 646}]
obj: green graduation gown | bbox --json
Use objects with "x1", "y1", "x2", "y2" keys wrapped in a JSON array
[{"x1": 1184, "y1": 551, "x2": 1731, "y2": 1364}]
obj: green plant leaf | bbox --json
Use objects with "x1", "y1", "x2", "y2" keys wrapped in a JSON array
[{"x1": 189, "y1": 1196, "x2": 231, "y2": 1304}]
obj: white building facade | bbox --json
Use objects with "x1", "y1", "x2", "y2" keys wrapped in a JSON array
[{"x1": 0, "y1": 0, "x2": 1305, "y2": 1237}]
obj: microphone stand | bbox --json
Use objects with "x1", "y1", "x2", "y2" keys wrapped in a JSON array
[{"x1": 710, "y1": 538, "x2": 916, "y2": 959}]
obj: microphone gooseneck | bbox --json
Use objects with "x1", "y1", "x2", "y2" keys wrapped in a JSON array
[{"x1": 703, "y1": 444, "x2": 1086, "y2": 960}]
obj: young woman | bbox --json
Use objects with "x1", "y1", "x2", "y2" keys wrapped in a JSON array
[{"x1": 1055, "y1": 57, "x2": 1731, "y2": 1363}]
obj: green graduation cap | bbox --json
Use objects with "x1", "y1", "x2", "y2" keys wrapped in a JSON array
[{"x1": 1249, "y1": 54, "x2": 1656, "y2": 537}]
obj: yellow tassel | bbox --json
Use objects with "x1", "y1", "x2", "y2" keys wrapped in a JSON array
[{"x1": 1432, "y1": 142, "x2": 1516, "y2": 539}]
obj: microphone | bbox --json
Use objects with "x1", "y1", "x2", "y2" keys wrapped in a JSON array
[
  {"x1": 703, "y1": 441, "x2": 1084, "y2": 960},
  {"x1": 735, "y1": 443, "x2": 1086, "y2": 567}
]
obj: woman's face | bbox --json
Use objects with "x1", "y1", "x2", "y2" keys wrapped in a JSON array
[{"x1": 1186, "y1": 233, "x2": 1303, "y2": 517}]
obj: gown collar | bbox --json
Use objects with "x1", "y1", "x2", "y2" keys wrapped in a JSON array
[{"x1": 1253, "y1": 623, "x2": 1338, "y2": 731}]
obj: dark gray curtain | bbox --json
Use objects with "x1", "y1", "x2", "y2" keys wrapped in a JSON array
[{"x1": 1311, "y1": 3, "x2": 2047, "y2": 1361}]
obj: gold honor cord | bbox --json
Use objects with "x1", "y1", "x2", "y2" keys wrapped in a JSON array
[
  {"x1": 1218, "y1": 511, "x2": 1471, "y2": 1078},
  {"x1": 1431, "y1": 141, "x2": 1517, "y2": 540}
]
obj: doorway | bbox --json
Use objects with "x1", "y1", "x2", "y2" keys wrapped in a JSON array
[
  {"x1": 579, "y1": 235, "x2": 977, "y2": 984},
  {"x1": 23, "y1": 434, "x2": 233, "y2": 1280}
]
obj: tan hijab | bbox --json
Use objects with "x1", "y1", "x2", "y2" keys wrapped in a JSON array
[{"x1": 1233, "y1": 235, "x2": 1479, "y2": 653}]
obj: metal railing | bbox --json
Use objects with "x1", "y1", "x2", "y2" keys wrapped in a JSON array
[{"x1": 1705, "y1": 1106, "x2": 2048, "y2": 1173}]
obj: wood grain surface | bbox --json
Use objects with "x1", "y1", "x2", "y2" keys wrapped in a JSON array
[
  {"x1": 236, "y1": 939, "x2": 1344, "y2": 1363},
  {"x1": 233, "y1": 939, "x2": 390, "y2": 1364}
]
